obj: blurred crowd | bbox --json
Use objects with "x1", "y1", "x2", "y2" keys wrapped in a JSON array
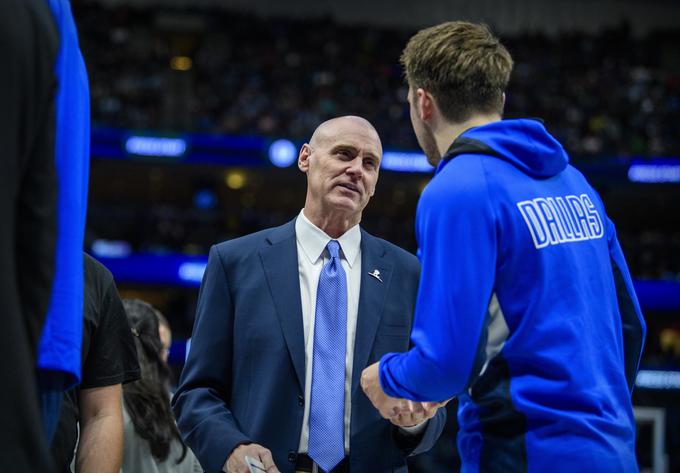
[
  {"x1": 85, "y1": 194, "x2": 680, "y2": 282},
  {"x1": 73, "y1": 3, "x2": 680, "y2": 156},
  {"x1": 620, "y1": 231, "x2": 680, "y2": 280},
  {"x1": 74, "y1": 2, "x2": 680, "y2": 283}
]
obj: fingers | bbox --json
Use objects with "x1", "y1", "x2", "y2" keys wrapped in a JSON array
[
  {"x1": 384, "y1": 399, "x2": 419, "y2": 422},
  {"x1": 360, "y1": 362, "x2": 380, "y2": 396},
  {"x1": 387, "y1": 397, "x2": 409, "y2": 418},
  {"x1": 388, "y1": 399, "x2": 448, "y2": 427},
  {"x1": 398, "y1": 411, "x2": 418, "y2": 426},
  {"x1": 390, "y1": 401, "x2": 422, "y2": 427},
  {"x1": 361, "y1": 362, "x2": 402, "y2": 419},
  {"x1": 424, "y1": 397, "x2": 453, "y2": 409},
  {"x1": 420, "y1": 402, "x2": 438, "y2": 417},
  {"x1": 391, "y1": 398, "x2": 415, "y2": 416},
  {"x1": 258, "y1": 449, "x2": 280, "y2": 473},
  {"x1": 391, "y1": 409, "x2": 422, "y2": 427},
  {"x1": 227, "y1": 444, "x2": 278, "y2": 473},
  {"x1": 393, "y1": 398, "x2": 409, "y2": 416},
  {"x1": 359, "y1": 362, "x2": 441, "y2": 424},
  {"x1": 408, "y1": 400, "x2": 424, "y2": 413},
  {"x1": 378, "y1": 398, "x2": 399, "y2": 419},
  {"x1": 260, "y1": 448, "x2": 279, "y2": 473}
]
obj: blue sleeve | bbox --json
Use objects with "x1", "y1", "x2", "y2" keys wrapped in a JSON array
[
  {"x1": 606, "y1": 218, "x2": 646, "y2": 393},
  {"x1": 37, "y1": 0, "x2": 90, "y2": 388},
  {"x1": 172, "y1": 245, "x2": 251, "y2": 473},
  {"x1": 380, "y1": 158, "x2": 497, "y2": 401}
]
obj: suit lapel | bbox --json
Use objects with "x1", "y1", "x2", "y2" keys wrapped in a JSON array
[
  {"x1": 351, "y1": 231, "x2": 393, "y2": 398},
  {"x1": 259, "y1": 220, "x2": 306, "y2": 391}
]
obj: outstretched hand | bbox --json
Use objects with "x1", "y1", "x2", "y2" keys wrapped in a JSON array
[
  {"x1": 360, "y1": 362, "x2": 404, "y2": 419},
  {"x1": 360, "y1": 361, "x2": 450, "y2": 427}
]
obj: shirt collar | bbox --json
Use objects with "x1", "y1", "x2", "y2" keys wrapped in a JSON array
[{"x1": 295, "y1": 209, "x2": 361, "y2": 268}]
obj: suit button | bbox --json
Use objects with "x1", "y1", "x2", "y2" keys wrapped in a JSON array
[
  {"x1": 288, "y1": 451, "x2": 297, "y2": 463},
  {"x1": 298, "y1": 395, "x2": 304, "y2": 406}
]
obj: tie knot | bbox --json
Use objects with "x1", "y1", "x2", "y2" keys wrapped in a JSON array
[{"x1": 326, "y1": 240, "x2": 341, "y2": 259}]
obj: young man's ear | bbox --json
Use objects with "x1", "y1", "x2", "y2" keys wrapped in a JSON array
[
  {"x1": 416, "y1": 88, "x2": 435, "y2": 122},
  {"x1": 298, "y1": 144, "x2": 312, "y2": 172}
]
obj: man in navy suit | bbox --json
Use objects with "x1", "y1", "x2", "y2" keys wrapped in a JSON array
[{"x1": 172, "y1": 116, "x2": 446, "y2": 473}]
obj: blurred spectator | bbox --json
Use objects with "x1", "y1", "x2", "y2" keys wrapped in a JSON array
[
  {"x1": 72, "y1": 3, "x2": 680, "y2": 157},
  {"x1": 121, "y1": 299, "x2": 202, "y2": 473},
  {"x1": 157, "y1": 311, "x2": 172, "y2": 364},
  {"x1": 660, "y1": 326, "x2": 680, "y2": 361},
  {"x1": 644, "y1": 324, "x2": 680, "y2": 369}
]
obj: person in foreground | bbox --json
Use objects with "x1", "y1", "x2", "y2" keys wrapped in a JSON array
[
  {"x1": 361, "y1": 21, "x2": 646, "y2": 473},
  {"x1": 0, "y1": 0, "x2": 59, "y2": 469},
  {"x1": 51, "y1": 254, "x2": 140, "y2": 473},
  {"x1": 173, "y1": 116, "x2": 445, "y2": 473}
]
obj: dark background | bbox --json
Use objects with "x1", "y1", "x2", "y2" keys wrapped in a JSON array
[{"x1": 72, "y1": 0, "x2": 680, "y2": 470}]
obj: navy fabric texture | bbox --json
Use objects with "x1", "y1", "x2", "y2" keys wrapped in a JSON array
[{"x1": 172, "y1": 220, "x2": 446, "y2": 473}]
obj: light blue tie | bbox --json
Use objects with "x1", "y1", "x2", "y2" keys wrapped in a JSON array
[{"x1": 308, "y1": 240, "x2": 347, "y2": 472}]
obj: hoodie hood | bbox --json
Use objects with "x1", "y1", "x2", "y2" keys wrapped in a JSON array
[{"x1": 441, "y1": 118, "x2": 569, "y2": 179}]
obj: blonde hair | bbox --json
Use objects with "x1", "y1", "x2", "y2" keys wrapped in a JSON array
[{"x1": 401, "y1": 21, "x2": 513, "y2": 122}]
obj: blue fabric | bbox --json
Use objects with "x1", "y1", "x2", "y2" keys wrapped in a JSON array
[
  {"x1": 172, "y1": 220, "x2": 446, "y2": 473},
  {"x1": 37, "y1": 371, "x2": 64, "y2": 442},
  {"x1": 308, "y1": 241, "x2": 347, "y2": 472},
  {"x1": 379, "y1": 119, "x2": 646, "y2": 472},
  {"x1": 37, "y1": 0, "x2": 89, "y2": 388}
]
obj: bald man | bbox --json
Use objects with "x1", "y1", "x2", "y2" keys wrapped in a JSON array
[{"x1": 173, "y1": 116, "x2": 445, "y2": 473}]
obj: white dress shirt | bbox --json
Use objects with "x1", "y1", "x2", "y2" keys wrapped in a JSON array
[
  {"x1": 296, "y1": 210, "x2": 361, "y2": 454},
  {"x1": 295, "y1": 210, "x2": 425, "y2": 456}
]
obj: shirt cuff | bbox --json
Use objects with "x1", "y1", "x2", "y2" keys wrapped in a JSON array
[{"x1": 398, "y1": 420, "x2": 428, "y2": 436}]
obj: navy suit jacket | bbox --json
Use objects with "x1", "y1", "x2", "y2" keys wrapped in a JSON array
[{"x1": 172, "y1": 219, "x2": 445, "y2": 473}]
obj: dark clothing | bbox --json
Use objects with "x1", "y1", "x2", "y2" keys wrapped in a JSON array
[
  {"x1": 79, "y1": 254, "x2": 140, "y2": 390},
  {"x1": 38, "y1": 379, "x2": 64, "y2": 443},
  {"x1": 51, "y1": 254, "x2": 140, "y2": 471},
  {"x1": 173, "y1": 220, "x2": 445, "y2": 473},
  {"x1": 0, "y1": 0, "x2": 59, "y2": 471}
]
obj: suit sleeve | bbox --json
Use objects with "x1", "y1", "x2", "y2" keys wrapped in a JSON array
[
  {"x1": 606, "y1": 217, "x2": 646, "y2": 393},
  {"x1": 172, "y1": 245, "x2": 251, "y2": 473},
  {"x1": 379, "y1": 159, "x2": 497, "y2": 401}
]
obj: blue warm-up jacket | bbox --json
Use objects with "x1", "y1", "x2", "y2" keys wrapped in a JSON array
[
  {"x1": 379, "y1": 119, "x2": 646, "y2": 473},
  {"x1": 37, "y1": 0, "x2": 90, "y2": 388}
]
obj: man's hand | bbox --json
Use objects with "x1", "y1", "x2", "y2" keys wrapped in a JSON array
[
  {"x1": 361, "y1": 362, "x2": 451, "y2": 426},
  {"x1": 224, "y1": 443, "x2": 280, "y2": 473},
  {"x1": 360, "y1": 361, "x2": 406, "y2": 419},
  {"x1": 389, "y1": 400, "x2": 443, "y2": 428}
]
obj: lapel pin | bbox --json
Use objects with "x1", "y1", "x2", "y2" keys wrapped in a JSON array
[{"x1": 368, "y1": 269, "x2": 383, "y2": 282}]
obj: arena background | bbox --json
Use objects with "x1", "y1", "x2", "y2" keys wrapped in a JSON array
[{"x1": 71, "y1": 0, "x2": 680, "y2": 471}]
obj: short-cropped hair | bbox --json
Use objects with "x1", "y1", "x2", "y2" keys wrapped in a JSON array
[{"x1": 401, "y1": 21, "x2": 513, "y2": 123}]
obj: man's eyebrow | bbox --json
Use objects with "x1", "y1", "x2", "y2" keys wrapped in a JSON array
[
  {"x1": 330, "y1": 143, "x2": 381, "y2": 161},
  {"x1": 330, "y1": 144, "x2": 359, "y2": 153}
]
